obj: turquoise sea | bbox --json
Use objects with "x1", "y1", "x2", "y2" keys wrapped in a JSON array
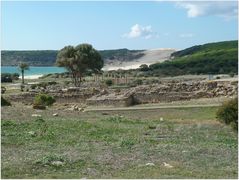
[{"x1": 1, "y1": 66, "x2": 66, "y2": 76}]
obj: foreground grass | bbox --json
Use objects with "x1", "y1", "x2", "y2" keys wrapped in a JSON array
[{"x1": 1, "y1": 106, "x2": 238, "y2": 178}]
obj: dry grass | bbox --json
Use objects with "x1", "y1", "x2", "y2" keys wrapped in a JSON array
[{"x1": 1, "y1": 103, "x2": 238, "y2": 178}]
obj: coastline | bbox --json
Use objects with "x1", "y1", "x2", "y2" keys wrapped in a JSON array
[{"x1": 21, "y1": 75, "x2": 43, "y2": 79}]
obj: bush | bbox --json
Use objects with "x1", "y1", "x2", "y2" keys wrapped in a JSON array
[
  {"x1": 1, "y1": 97, "x2": 11, "y2": 106},
  {"x1": 30, "y1": 84, "x2": 37, "y2": 89},
  {"x1": 133, "y1": 79, "x2": 143, "y2": 86},
  {"x1": 105, "y1": 79, "x2": 113, "y2": 86},
  {"x1": 34, "y1": 93, "x2": 56, "y2": 106},
  {"x1": 139, "y1": 64, "x2": 149, "y2": 71},
  {"x1": 1, "y1": 73, "x2": 19, "y2": 83},
  {"x1": 1, "y1": 86, "x2": 6, "y2": 94},
  {"x1": 229, "y1": 72, "x2": 235, "y2": 78},
  {"x1": 216, "y1": 97, "x2": 238, "y2": 131}
]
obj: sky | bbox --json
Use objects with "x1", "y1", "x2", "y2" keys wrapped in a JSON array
[{"x1": 1, "y1": 1, "x2": 238, "y2": 50}]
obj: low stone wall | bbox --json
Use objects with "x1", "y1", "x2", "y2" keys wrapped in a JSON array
[
  {"x1": 8, "y1": 92, "x2": 37, "y2": 104},
  {"x1": 8, "y1": 90, "x2": 98, "y2": 104},
  {"x1": 8, "y1": 80, "x2": 238, "y2": 106},
  {"x1": 132, "y1": 92, "x2": 193, "y2": 104},
  {"x1": 86, "y1": 93, "x2": 133, "y2": 107}
]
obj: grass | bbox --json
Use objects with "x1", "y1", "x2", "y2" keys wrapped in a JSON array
[{"x1": 1, "y1": 105, "x2": 238, "y2": 178}]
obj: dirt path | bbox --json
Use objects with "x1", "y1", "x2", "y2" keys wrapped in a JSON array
[{"x1": 85, "y1": 104, "x2": 220, "y2": 112}]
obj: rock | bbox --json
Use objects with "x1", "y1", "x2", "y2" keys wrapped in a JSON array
[
  {"x1": 32, "y1": 114, "x2": 42, "y2": 117},
  {"x1": 51, "y1": 160, "x2": 64, "y2": 166},
  {"x1": 68, "y1": 105, "x2": 79, "y2": 111},
  {"x1": 146, "y1": 162, "x2": 155, "y2": 166},
  {"x1": 53, "y1": 113, "x2": 58, "y2": 117},
  {"x1": 163, "y1": 162, "x2": 173, "y2": 168},
  {"x1": 28, "y1": 131, "x2": 36, "y2": 137}
]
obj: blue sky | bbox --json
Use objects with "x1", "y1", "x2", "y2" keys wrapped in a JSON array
[{"x1": 1, "y1": 1, "x2": 238, "y2": 50}]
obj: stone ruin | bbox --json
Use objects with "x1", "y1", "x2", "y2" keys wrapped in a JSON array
[
  {"x1": 8, "y1": 80, "x2": 238, "y2": 107},
  {"x1": 86, "y1": 80, "x2": 238, "y2": 106}
]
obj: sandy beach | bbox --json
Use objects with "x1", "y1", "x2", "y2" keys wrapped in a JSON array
[{"x1": 21, "y1": 75, "x2": 43, "y2": 79}]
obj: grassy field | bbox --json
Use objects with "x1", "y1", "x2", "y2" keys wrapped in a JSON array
[{"x1": 1, "y1": 103, "x2": 238, "y2": 179}]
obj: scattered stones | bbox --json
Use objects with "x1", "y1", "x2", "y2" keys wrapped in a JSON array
[
  {"x1": 32, "y1": 114, "x2": 42, "y2": 117},
  {"x1": 51, "y1": 161, "x2": 64, "y2": 166},
  {"x1": 163, "y1": 162, "x2": 173, "y2": 168},
  {"x1": 53, "y1": 113, "x2": 58, "y2": 117},
  {"x1": 146, "y1": 162, "x2": 155, "y2": 166}
]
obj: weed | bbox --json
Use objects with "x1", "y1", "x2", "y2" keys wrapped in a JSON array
[{"x1": 35, "y1": 154, "x2": 67, "y2": 167}]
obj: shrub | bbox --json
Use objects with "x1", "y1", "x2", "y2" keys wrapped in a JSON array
[
  {"x1": 1, "y1": 97, "x2": 11, "y2": 106},
  {"x1": 34, "y1": 93, "x2": 56, "y2": 106},
  {"x1": 229, "y1": 72, "x2": 235, "y2": 78},
  {"x1": 1, "y1": 73, "x2": 13, "y2": 83},
  {"x1": 139, "y1": 64, "x2": 149, "y2": 71},
  {"x1": 1, "y1": 73, "x2": 19, "y2": 82},
  {"x1": 216, "y1": 97, "x2": 238, "y2": 131},
  {"x1": 105, "y1": 79, "x2": 113, "y2": 86},
  {"x1": 30, "y1": 84, "x2": 37, "y2": 89},
  {"x1": 133, "y1": 79, "x2": 143, "y2": 85},
  {"x1": 1, "y1": 86, "x2": 6, "y2": 94},
  {"x1": 35, "y1": 154, "x2": 67, "y2": 167}
]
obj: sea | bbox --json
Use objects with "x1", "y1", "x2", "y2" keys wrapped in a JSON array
[
  {"x1": 1, "y1": 66, "x2": 67, "y2": 79},
  {"x1": 1, "y1": 66, "x2": 66, "y2": 76}
]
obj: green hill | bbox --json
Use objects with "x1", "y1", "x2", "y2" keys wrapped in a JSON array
[
  {"x1": 1, "y1": 50, "x2": 58, "y2": 66},
  {"x1": 1, "y1": 49, "x2": 144, "y2": 66},
  {"x1": 149, "y1": 40, "x2": 238, "y2": 75}
]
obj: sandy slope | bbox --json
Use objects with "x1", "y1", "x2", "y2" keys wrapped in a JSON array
[{"x1": 103, "y1": 48, "x2": 176, "y2": 71}]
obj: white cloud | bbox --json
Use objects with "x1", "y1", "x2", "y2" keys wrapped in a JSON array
[
  {"x1": 179, "y1": 33, "x2": 194, "y2": 38},
  {"x1": 176, "y1": 1, "x2": 238, "y2": 19},
  {"x1": 123, "y1": 24, "x2": 158, "y2": 39}
]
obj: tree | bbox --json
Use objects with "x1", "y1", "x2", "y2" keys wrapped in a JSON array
[
  {"x1": 18, "y1": 63, "x2": 29, "y2": 84},
  {"x1": 139, "y1": 64, "x2": 149, "y2": 71},
  {"x1": 56, "y1": 44, "x2": 103, "y2": 86}
]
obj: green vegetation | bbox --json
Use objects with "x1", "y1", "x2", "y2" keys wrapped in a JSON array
[
  {"x1": 1, "y1": 106, "x2": 237, "y2": 178},
  {"x1": 149, "y1": 40, "x2": 238, "y2": 76},
  {"x1": 18, "y1": 62, "x2": 29, "y2": 84},
  {"x1": 56, "y1": 44, "x2": 103, "y2": 86},
  {"x1": 1, "y1": 73, "x2": 19, "y2": 83},
  {"x1": 1, "y1": 49, "x2": 144, "y2": 66},
  {"x1": 1, "y1": 50, "x2": 58, "y2": 66},
  {"x1": 217, "y1": 97, "x2": 238, "y2": 131},
  {"x1": 100, "y1": 48, "x2": 144, "y2": 61},
  {"x1": 34, "y1": 93, "x2": 56, "y2": 107},
  {"x1": 105, "y1": 79, "x2": 113, "y2": 86},
  {"x1": 1, "y1": 96, "x2": 11, "y2": 106}
]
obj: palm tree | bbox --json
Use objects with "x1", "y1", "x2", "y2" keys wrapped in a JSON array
[{"x1": 18, "y1": 63, "x2": 29, "y2": 84}]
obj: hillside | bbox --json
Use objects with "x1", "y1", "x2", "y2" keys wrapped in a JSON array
[
  {"x1": 149, "y1": 40, "x2": 238, "y2": 75},
  {"x1": 1, "y1": 50, "x2": 58, "y2": 66},
  {"x1": 2, "y1": 49, "x2": 143, "y2": 66},
  {"x1": 1, "y1": 48, "x2": 175, "y2": 69}
]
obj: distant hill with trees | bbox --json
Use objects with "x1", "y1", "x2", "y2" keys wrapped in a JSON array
[
  {"x1": 2, "y1": 40, "x2": 238, "y2": 75},
  {"x1": 1, "y1": 49, "x2": 144, "y2": 66},
  {"x1": 149, "y1": 40, "x2": 238, "y2": 75}
]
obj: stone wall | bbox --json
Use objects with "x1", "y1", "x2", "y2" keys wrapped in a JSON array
[
  {"x1": 8, "y1": 80, "x2": 238, "y2": 106},
  {"x1": 86, "y1": 93, "x2": 133, "y2": 107}
]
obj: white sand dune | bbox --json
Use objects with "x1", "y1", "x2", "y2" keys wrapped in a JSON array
[
  {"x1": 21, "y1": 75, "x2": 43, "y2": 79},
  {"x1": 103, "y1": 48, "x2": 176, "y2": 71}
]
